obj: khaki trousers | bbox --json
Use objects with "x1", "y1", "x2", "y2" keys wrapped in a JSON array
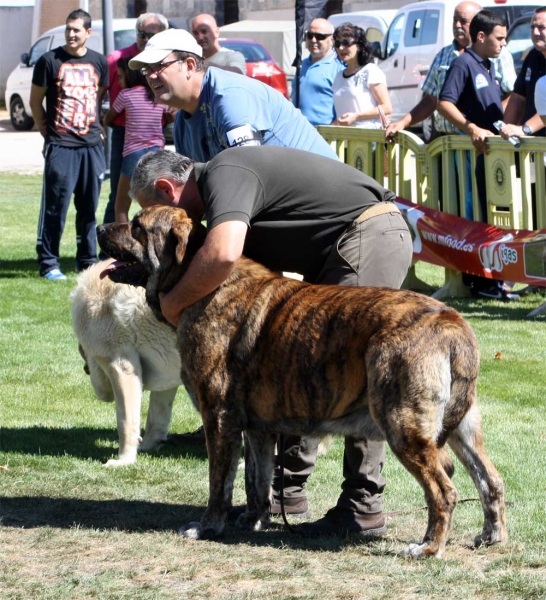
[{"x1": 271, "y1": 205, "x2": 413, "y2": 514}]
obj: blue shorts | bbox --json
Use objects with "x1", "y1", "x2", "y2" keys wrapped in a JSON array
[{"x1": 121, "y1": 146, "x2": 161, "y2": 178}]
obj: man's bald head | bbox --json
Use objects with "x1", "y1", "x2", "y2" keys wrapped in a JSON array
[
  {"x1": 306, "y1": 18, "x2": 335, "y2": 63},
  {"x1": 191, "y1": 13, "x2": 221, "y2": 57}
]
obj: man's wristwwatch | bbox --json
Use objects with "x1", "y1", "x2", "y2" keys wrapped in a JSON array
[{"x1": 522, "y1": 123, "x2": 533, "y2": 136}]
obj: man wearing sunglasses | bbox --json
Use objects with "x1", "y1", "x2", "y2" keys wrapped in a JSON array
[
  {"x1": 102, "y1": 13, "x2": 169, "y2": 227},
  {"x1": 128, "y1": 29, "x2": 338, "y2": 162},
  {"x1": 293, "y1": 18, "x2": 344, "y2": 126}
]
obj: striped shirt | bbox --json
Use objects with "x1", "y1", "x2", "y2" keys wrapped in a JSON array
[
  {"x1": 113, "y1": 86, "x2": 168, "y2": 156},
  {"x1": 422, "y1": 41, "x2": 516, "y2": 134}
]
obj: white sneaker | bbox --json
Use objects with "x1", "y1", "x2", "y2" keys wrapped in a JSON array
[{"x1": 43, "y1": 268, "x2": 67, "y2": 281}]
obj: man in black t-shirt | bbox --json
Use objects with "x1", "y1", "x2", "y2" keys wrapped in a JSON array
[
  {"x1": 30, "y1": 9, "x2": 108, "y2": 280},
  {"x1": 130, "y1": 146, "x2": 413, "y2": 538},
  {"x1": 501, "y1": 7, "x2": 546, "y2": 141},
  {"x1": 438, "y1": 10, "x2": 519, "y2": 301}
]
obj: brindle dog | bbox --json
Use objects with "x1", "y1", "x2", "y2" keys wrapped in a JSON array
[{"x1": 97, "y1": 206, "x2": 507, "y2": 559}]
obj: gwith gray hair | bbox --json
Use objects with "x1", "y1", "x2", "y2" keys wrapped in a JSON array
[
  {"x1": 130, "y1": 150, "x2": 195, "y2": 202},
  {"x1": 135, "y1": 12, "x2": 169, "y2": 32}
]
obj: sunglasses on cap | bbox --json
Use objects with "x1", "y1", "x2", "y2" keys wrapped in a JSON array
[
  {"x1": 305, "y1": 31, "x2": 332, "y2": 41},
  {"x1": 334, "y1": 38, "x2": 357, "y2": 48},
  {"x1": 137, "y1": 30, "x2": 156, "y2": 40}
]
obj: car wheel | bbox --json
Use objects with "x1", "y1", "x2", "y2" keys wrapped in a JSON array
[{"x1": 10, "y1": 96, "x2": 35, "y2": 131}]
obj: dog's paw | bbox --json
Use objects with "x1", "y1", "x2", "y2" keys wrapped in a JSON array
[
  {"x1": 103, "y1": 456, "x2": 136, "y2": 468},
  {"x1": 138, "y1": 438, "x2": 167, "y2": 452},
  {"x1": 235, "y1": 511, "x2": 270, "y2": 532},
  {"x1": 474, "y1": 529, "x2": 507, "y2": 548},
  {"x1": 402, "y1": 542, "x2": 441, "y2": 559},
  {"x1": 179, "y1": 522, "x2": 203, "y2": 539}
]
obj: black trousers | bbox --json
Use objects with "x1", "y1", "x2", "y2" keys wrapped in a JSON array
[{"x1": 36, "y1": 143, "x2": 105, "y2": 276}]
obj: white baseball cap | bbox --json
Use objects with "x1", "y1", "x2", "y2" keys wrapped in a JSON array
[{"x1": 129, "y1": 29, "x2": 203, "y2": 69}]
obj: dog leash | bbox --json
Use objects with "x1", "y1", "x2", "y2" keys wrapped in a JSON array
[{"x1": 277, "y1": 434, "x2": 298, "y2": 534}]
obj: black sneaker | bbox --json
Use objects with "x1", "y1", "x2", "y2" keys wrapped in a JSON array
[{"x1": 473, "y1": 286, "x2": 520, "y2": 301}]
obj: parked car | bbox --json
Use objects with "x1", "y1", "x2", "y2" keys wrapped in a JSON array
[
  {"x1": 219, "y1": 37, "x2": 289, "y2": 98},
  {"x1": 327, "y1": 10, "x2": 397, "y2": 44},
  {"x1": 507, "y1": 10, "x2": 535, "y2": 74},
  {"x1": 5, "y1": 19, "x2": 137, "y2": 131}
]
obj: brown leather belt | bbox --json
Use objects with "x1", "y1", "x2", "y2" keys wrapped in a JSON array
[{"x1": 354, "y1": 201, "x2": 400, "y2": 224}]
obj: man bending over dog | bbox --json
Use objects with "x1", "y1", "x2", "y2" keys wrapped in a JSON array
[{"x1": 130, "y1": 146, "x2": 413, "y2": 537}]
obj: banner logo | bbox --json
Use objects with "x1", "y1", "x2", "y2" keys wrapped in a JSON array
[{"x1": 478, "y1": 234, "x2": 516, "y2": 273}]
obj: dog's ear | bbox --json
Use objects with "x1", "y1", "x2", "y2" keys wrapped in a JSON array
[{"x1": 171, "y1": 217, "x2": 207, "y2": 265}]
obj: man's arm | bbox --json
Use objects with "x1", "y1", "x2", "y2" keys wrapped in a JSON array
[
  {"x1": 535, "y1": 76, "x2": 546, "y2": 126},
  {"x1": 29, "y1": 84, "x2": 48, "y2": 137},
  {"x1": 159, "y1": 220, "x2": 248, "y2": 326},
  {"x1": 385, "y1": 93, "x2": 437, "y2": 139},
  {"x1": 500, "y1": 113, "x2": 544, "y2": 139},
  {"x1": 437, "y1": 100, "x2": 492, "y2": 154},
  {"x1": 503, "y1": 91, "x2": 526, "y2": 126}
]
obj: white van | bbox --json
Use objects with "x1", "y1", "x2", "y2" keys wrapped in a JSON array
[
  {"x1": 328, "y1": 10, "x2": 397, "y2": 44},
  {"x1": 5, "y1": 19, "x2": 137, "y2": 131},
  {"x1": 375, "y1": 0, "x2": 542, "y2": 124}
]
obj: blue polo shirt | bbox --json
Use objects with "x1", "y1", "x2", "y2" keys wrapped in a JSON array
[
  {"x1": 439, "y1": 47, "x2": 503, "y2": 131},
  {"x1": 292, "y1": 52, "x2": 345, "y2": 126},
  {"x1": 173, "y1": 67, "x2": 339, "y2": 162}
]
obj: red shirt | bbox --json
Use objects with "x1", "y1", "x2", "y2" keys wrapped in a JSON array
[{"x1": 107, "y1": 42, "x2": 138, "y2": 127}]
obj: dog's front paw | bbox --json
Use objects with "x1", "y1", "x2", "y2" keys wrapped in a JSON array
[
  {"x1": 403, "y1": 542, "x2": 442, "y2": 559},
  {"x1": 178, "y1": 522, "x2": 222, "y2": 540},
  {"x1": 103, "y1": 456, "x2": 136, "y2": 468},
  {"x1": 138, "y1": 437, "x2": 167, "y2": 452},
  {"x1": 474, "y1": 528, "x2": 507, "y2": 548},
  {"x1": 235, "y1": 511, "x2": 270, "y2": 532},
  {"x1": 178, "y1": 522, "x2": 203, "y2": 539}
]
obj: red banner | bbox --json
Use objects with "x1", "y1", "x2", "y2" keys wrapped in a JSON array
[{"x1": 395, "y1": 197, "x2": 546, "y2": 286}]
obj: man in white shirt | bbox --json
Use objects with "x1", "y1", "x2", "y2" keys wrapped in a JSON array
[{"x1": 191, "y1": 14, "x2": 246, "y2": 74}]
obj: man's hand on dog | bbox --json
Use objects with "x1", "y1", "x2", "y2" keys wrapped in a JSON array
[{"x1": 159, "y1": 292, "x2": 183, "y2": 327}]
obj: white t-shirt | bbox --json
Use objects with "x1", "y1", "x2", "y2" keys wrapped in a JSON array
[
  {"x1": 207, "y1": 47, "x2": 246, "y2": 75},
  {"x1": 332, "y1": 63, "x2": 387, "y2": 129},
  {"x1": 535, "y1": 75, "x2": 546, "y2": 116}
]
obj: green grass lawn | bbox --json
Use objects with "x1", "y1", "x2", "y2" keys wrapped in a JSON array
[{"x1": 1, "y1": 173, "x2": 546, "y2": 599}]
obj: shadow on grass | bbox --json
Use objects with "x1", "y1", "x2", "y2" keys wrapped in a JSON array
[
  {"x1": 0, "y1": 257, "x2": 79, "y2": 278},
  {"x1": 445, "y1": 297, "x2": 546, "y2": 321},
  {"x1": 0, "y1": 495, "x2": 401, "y2": 554},
  {"x1": 0, "y1": 426, "x2": 208, "y2": 463}
]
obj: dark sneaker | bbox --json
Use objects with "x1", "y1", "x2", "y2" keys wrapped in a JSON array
[
  {"x1": 269, "y1": 496, "x2": 312, "y2": 519},
  {"x1": 168, "y1": 426, "x2": 206, "y2": 445},
  {"x1": 472, "y1": 286, "x2": 520, "y2": 301},
  {"x1": 296, "y1": 507, "x2": 387, "y2": 537}
]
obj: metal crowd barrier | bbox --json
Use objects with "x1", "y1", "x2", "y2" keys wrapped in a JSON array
[{"x1": 317, "y1": 125, "x2": 546, "y2": 305}]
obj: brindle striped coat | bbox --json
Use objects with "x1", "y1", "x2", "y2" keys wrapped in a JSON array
[{"x1": 97, "y1": 206, "x2": 507, "y2": 559}]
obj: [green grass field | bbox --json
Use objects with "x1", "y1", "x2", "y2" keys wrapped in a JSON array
[{"x1": 1, "y1": 172, "x2": 546, "y2": 599}]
